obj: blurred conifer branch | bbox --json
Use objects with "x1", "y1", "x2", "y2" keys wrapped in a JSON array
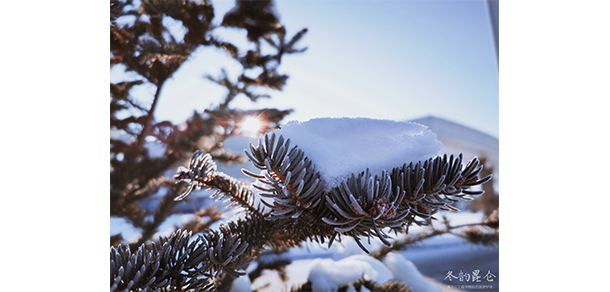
[
  {"x1": 110, "y1": 0, "x2": 307, "y2": 289},
  {"x1": 372, "y1": 209, "x2": 499, "y2": 259}
]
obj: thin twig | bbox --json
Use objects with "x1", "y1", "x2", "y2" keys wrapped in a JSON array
[{"x1": 371, "y1": 218, "x2": 498, "y2": 259}]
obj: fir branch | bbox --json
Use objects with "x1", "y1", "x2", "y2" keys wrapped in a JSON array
[
  {"x1": 323, "y1": 169, "x2": 409, "y2": 251},
  {"x1": 174, "y1": 150, "x2": 262, "y2": 215},
  {"x1": 113, "y1": 139, "x2": 495, "y2": 291},
  {"x1": 111, "y1": 229, "x2": 252, "y2": 292},
  {"x1": 111, "y1": 230, "x2": 209, "y2": 292},
  {"x1": 242, "y1": 133, "x2": 493, "y2": 252},
  {"x1": 243, "y1": 133, "x2": 325, "y2": 221},
  {"x1": 111, "y1": 214, "x2": 309, "y2": 291}
]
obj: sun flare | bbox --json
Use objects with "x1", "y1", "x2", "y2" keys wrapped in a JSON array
[{"x1": 240, "y1": 116, "x2": 264, "y2": 136}]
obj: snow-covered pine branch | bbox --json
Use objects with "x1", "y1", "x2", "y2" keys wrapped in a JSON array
[{"x1": 111, "y1": 117, "x2": 493, "y2": 291}]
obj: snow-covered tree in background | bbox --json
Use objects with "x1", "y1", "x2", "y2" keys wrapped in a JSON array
[{"x1": 110, "y1": 1, "x2": 499, "y2": 291}]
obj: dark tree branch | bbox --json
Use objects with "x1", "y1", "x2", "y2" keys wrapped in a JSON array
[{"x1": 134, "y1": 79, "x2": 164, "y2": 152}]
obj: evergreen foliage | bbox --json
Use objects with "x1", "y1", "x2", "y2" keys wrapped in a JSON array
[
  {"x1": 110, "y1": 1, "x2": 497, "y2": 291},
  {"x1": 110, "y1": 0, "x2": 306, "y2": 249},
  {"x1": 112, "y1": 135, "x2": 493, "y2": 291}
]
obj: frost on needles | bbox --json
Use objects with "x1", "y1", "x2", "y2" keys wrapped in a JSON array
[{"x1": 111, "y1": 117, "x2": 493, "y2": 291}]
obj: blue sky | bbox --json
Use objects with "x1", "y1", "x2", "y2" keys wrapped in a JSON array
[{"x1": 115, "y1": 0, "x2": 499, "y2": 138}]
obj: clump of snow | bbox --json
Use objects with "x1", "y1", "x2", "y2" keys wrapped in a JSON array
[
  {"x1": 346, "y1": 255, "x2": 394, "y2": 283},
  {"x1": 382, "y1": 252, "x2": 440, "y2": 292},
  {"x1": 271, "y1": 117, "x2": 442, "y2": 190},
  {"x1": 251, "y1": 269, "x2": 285, "y2": 292},
  {"x1": 110, "y1": 216, "x2": 143, "y2": 242},
  {"x1": 110, "y1": 128, "x2": 135, "y2": 144},
  {"x1": 307, "y1": 255, "x2": 392, "y2": 292},
  {"x1": 230, "y1": 272, "x2": 252, "y2": 292},
  {"x1": 144, "y1": 141, "x2": 167, "y2": 159},
  {"x1": 284, "y1": 259, "x2": 317, "y2": 290}
]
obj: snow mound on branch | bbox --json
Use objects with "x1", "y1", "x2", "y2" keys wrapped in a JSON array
[
  {"x1": 383, "y1": 252, "x2": 441, "y2": 292},
  {"x1": 272, "y1": 117, "x2": 443, "y2": 190},
  {"x1": 251, "y1": 269, "x2": 285, "y2": 292},
  {"x1": 307, "y1": 255, "x2": 393, "y2": 292},
  {"x1": 229, "y1": 273, "x2": 252, "y2": 292}
]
